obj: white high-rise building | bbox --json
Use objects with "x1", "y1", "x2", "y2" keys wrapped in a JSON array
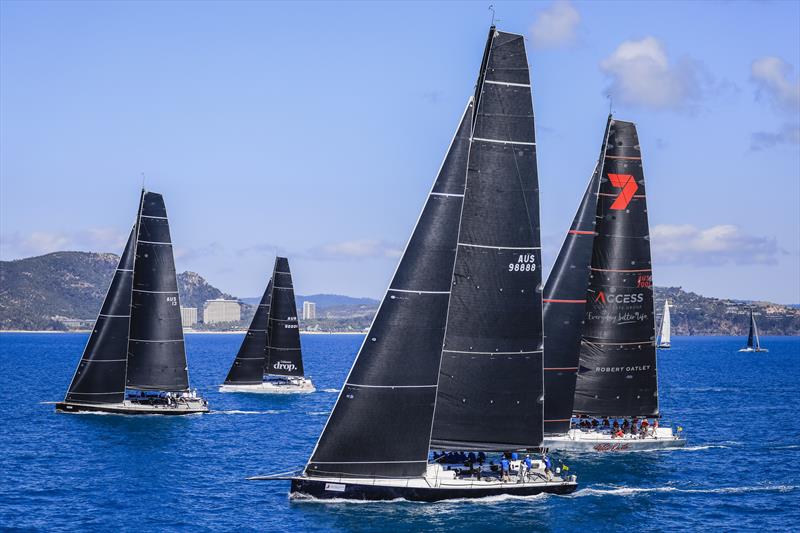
[
  {"x1": 303, "y1": 301, "x2": 316, "y2": 320},
  {"x1": 180, "y1": 307, "x2": 198, "y2": 327},
  {"x1": 204, "y1": 299, "x2": 241, "y2": 324}
]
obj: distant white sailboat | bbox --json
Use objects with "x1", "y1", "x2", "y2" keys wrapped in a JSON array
[
  {"x1": 739, "y1": 309, "x2": 768, "y2": 353},
  {"x1": 657, "y1": 300, "x2": 671, "y2": 349}
]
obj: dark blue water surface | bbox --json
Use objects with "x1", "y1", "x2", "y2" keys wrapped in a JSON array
[{"x1": 1, "y1": 333, "x2": 798, "y2": 532}]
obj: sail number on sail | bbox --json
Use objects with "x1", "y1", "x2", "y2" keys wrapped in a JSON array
[{"x1": 509, "y1": 253, "x2": 537, "y2": 272}]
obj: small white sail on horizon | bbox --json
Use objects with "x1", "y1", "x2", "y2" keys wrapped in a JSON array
[{"x1": 658, "y1": 300, "x2": 671, "y2": 349}]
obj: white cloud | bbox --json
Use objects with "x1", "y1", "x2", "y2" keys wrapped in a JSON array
[
  {"x1": 651, "y1": 224, "x2": 781, "y2": 266},
  {"x1": 0, "y1": 228, "x2": 129, "y2": 260},
  {"x1": 751, "y1": 56, "x2": 800, "y2": 111},
  {"x1": 309, "y1": 239, "x2": 402, "y2": 261},
  {"x1": 530, "y1": 0, "x2": 580, "y2": 49},
  {"x1": 601, "y1": 37, "x2": 706, "y2": 110},
  {"x1": 751, "y1": 123, "x2": 800, "y2": 151}
]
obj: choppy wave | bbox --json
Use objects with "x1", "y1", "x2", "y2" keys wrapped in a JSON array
[
  {"x1": 573, "y1": 484, "x2": 797, "y2": 497},
  {"x1": 321, "y1": 388, "x2": 339, "y2": 393},
  {"x1": 672, "y1": 387, "x2": 739, "y2": 393},
  {"x1": 306, "y1": 411, "x2": 330, "y2": 416}
]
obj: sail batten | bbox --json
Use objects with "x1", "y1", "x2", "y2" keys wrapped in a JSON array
[
  {"x1": 572, "y1": 118, "x2": 659, "y2": 418},
  {"x1": 306, "y1": 99, "x2": 474, "y2": 479},
  {"x1": 64, "y1": 226, "x2": 136, "y2": 404},
  {"x1": 125, "y1": 191, "x2": 190, "y2": 392},
  {"x1": 431, "y1": 29, "x2": 543, "y2": 451}
]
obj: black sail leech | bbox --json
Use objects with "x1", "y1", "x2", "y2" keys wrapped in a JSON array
[
  {"x1": 542, "y1": 120, "x2": 610, "y2": 435},
  {"x1": 64, "y1": 227, "x2": 136, "y2": 404},
  {"x1": 306, "y1": 99, "x2": 473, "y2": 479},
  {"x1": 126, "y1": 191, "x2": 190, "y2": 391},
  {"x1": 266, "y1": 257, "x2": 304, "y2": 377},
  {"x1": 431, "y1": 30, "x2": 544, "y2": 451},
  {"x1": 224, "y1": 278, "x2": 273, "y2": 384},
  {"x1": 573, "y1": 119, "x2": 659, "y2": 418},
  {"x1": 747, "y1": 310, "x2": 755, "y2": 349}
]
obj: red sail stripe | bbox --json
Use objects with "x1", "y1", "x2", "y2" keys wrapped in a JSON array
[
  {"x1": 543, "y1": 299, "x2": 586, "y2": 303},
  {"x1": 568, "y1": 230, "x2": 594, "y2": 235}
]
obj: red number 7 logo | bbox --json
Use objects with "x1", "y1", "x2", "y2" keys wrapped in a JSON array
[{"x1": 608, "y1": 173, "x2": 639, "y2": 210}]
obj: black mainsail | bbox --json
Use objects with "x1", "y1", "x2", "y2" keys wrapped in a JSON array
[
  {"x1": 224, "y1": 278, "x2": 273, "y2": 385},
  {"x1": 572, "y1": 118, "x2": 659, "y2": 418},
  {"x1": 542, "y1": 120, "x2": 610, "y2": 435},
  {"x1": 266, "y1": 257, "x2": 304, "y2": 377},
  {"x1": 126, "y1": 191, "x2": 190, "y2": 392},
  {"x1": 747, "y1": 310, "x2": 756, "y2": 349},
  {"x1": 305, "y1": 98, "x2": 473, "y2": 479},
  {"x1": 431, "y1": 29, "x2": 543, "y2": 451},
  {"x1": 64, "y1": 227, "x2": 136, "y2": 404}
]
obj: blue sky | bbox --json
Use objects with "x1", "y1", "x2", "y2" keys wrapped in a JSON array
[{"x1": 1, "y1": 1, "x2": 798, "y2": 303}]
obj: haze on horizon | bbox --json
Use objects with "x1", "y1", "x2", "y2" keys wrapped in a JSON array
[{"x1": 1, "y1": 1, "x2": 798, "y2": 304}]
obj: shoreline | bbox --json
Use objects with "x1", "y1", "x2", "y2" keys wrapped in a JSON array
[{"x1": 0, "y1": 329, "x2": 367, "y2": 335}]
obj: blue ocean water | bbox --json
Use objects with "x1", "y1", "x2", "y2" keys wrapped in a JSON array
[{"x1": 0, "y1": 333, "x2": 798, "y2": 532}]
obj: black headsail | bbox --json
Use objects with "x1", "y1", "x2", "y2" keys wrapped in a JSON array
[
  {"x1": 573, "y1": 118, "x2": 659, "y2": 418},
  {"x1": 64, "y1": 226, "x2": 136, "y2": 404},
  {"x1": 126, "y1": 190, "x2": 190, "y2": 392},
  {"x1": 266, "y1": 257, "x2": 304, "y2": 377},
  {"x1": 224, "y1": 277, "x2": 273, "y2": 384},
  {"x1": 431, "y1": 29, "x2": 544, "y2": 451},
  {"x1": 542, "y1": 120, "x2": 610, "y2": 435},
  {"x1": 305, "y1": 98, "x2": 473, "y2": 479}
]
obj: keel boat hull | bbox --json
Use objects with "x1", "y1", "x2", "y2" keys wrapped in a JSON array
[
  {"x1": 55, "y1": 400, "x2": 208, "y2": 415},
  {"x1": 543, "y1": 428, "x2": 685, "y2": 452},
  {"x1": 290, "y1": 477, "x2": 577, "y2": 502},
  {"x1": 219, "y1": 377, "x2": 315, "y2": 394}
]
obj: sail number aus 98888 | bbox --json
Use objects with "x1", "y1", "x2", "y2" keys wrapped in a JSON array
[{"x1": 508, "y1": 254, "x2": 536, "y2": 272}]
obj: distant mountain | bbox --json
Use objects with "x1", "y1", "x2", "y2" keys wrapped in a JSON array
[
  {"x1": 0, "y1": 252, "x2": 118, "y2": 330},
  {"x1": 240, "y1": 293, "x2": 380, "y2": 310},
  {"x1": 2, "y1": 252, "x2": 798, "y2": 335},
  {"x1": 0, "y1": 252, "x2": 234, "y2": 330},
  {"x1": 654, "y1": 287, "x2": 800, "y2": 336}
]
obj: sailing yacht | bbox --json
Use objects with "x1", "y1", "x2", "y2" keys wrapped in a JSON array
[
  {"x1": 541, "y1": 116, "x2": 684, "y2": 451},
  {"x1": 55, "y1": 190, "x2": 208, "y2": 415},
  {"x1": 739, "y1": 309, "x2": 768, "y2": 352},
  {"x1": 251, "y1": 26, "x2": 576, "y2": 501},
  {"x1": 657, "y1": 300, "x2": 672, "y2": 349},
  {"x1": 220, "y1": 257, "x2": 315, "y2": 393}
]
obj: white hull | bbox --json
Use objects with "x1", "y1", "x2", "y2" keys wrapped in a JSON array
[
  {"x1": 738, "y1": 347, "x2": 768, "y2": 353},
  {"x1": 543, "y1": 427, "x2": 685, "y2": 452},
  {"x1": 219, "y1": 376, "x2": 315, "y2": 394},
  {"x1": 658, "y1": 343, "x2": 671, "y2": 349}
]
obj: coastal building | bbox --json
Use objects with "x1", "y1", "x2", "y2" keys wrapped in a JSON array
[
  {"x1": 204, "y1": 299, "x2": 241, "y2": 324},
  {"x1": 180, "y1": 307, "x2": 198, "y2": 327},
  {"x1": 302, "y1": 301, "x2": 316, "y2": 320}
]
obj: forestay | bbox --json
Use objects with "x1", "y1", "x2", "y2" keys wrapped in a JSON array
[
  {"x1": 224, "y1": 278, "x2": 273, "y2": 384},
  {"x1": 305, "y1": 99, "x2": 474, "y2": 479},
  {"x1": 64, "y1": 227, "x2": 136, "y2": 404}
]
